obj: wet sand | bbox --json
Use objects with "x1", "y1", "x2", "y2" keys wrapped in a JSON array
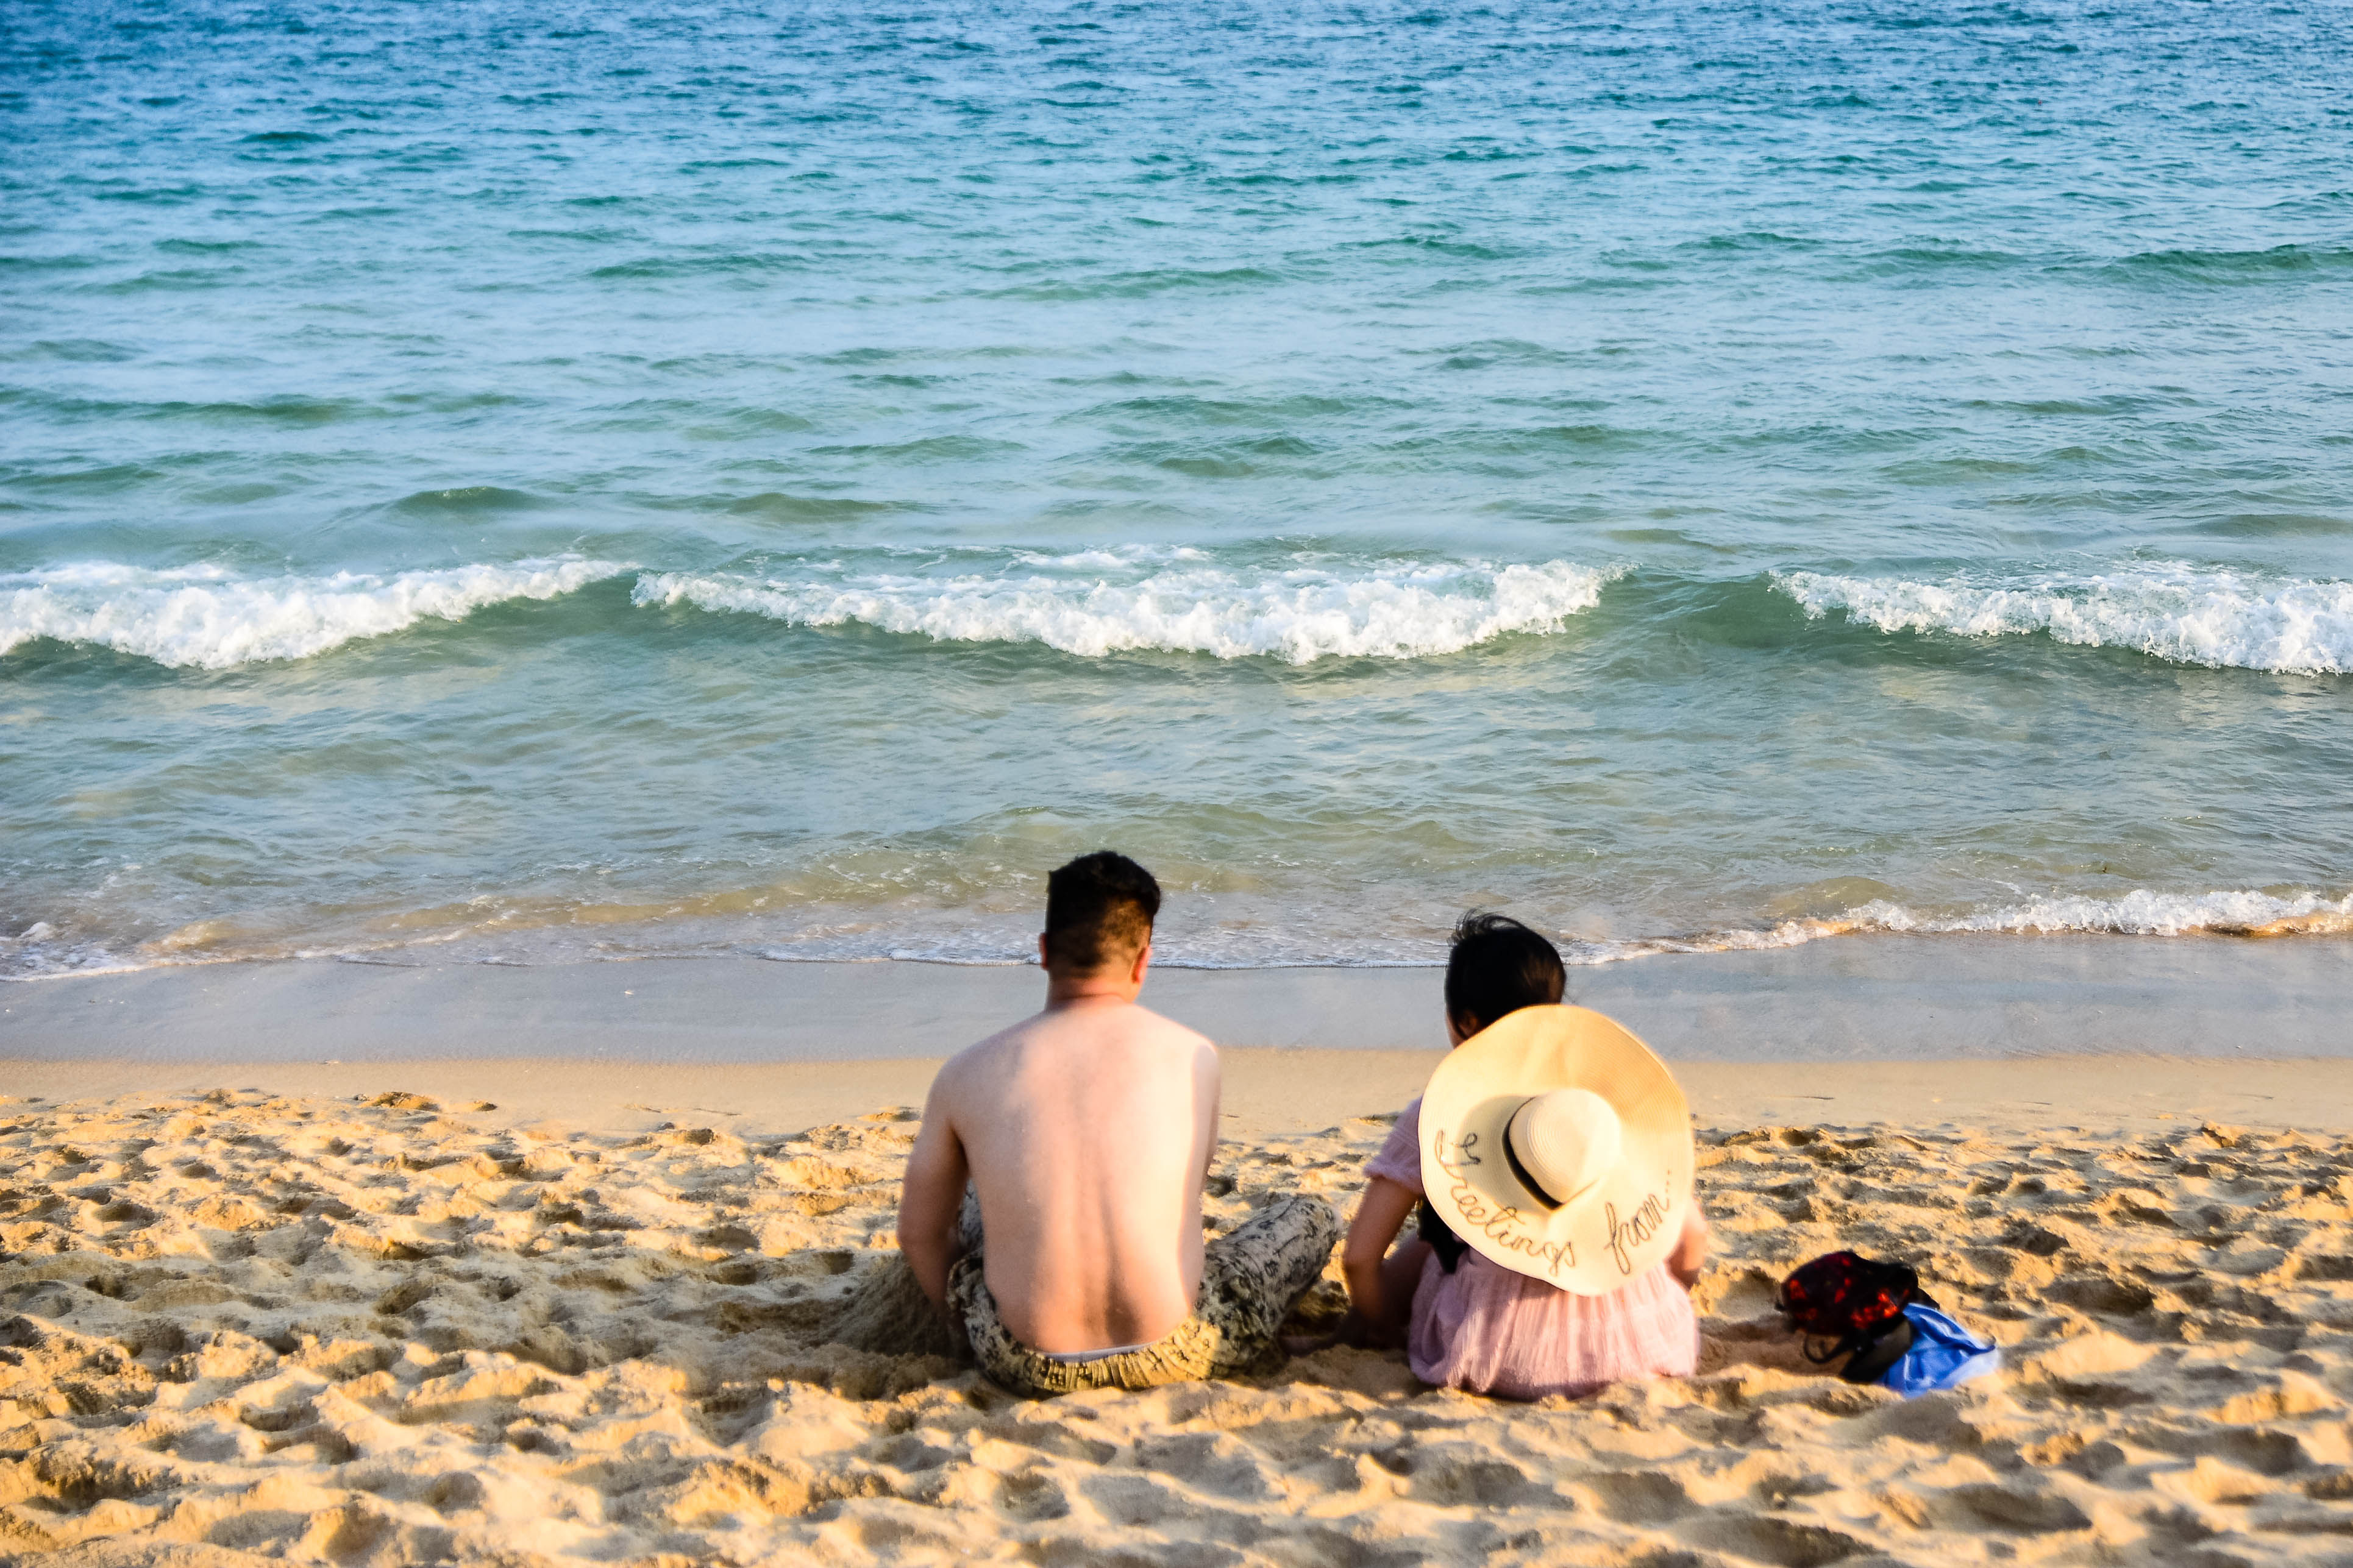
[{"x1": 8, "y1": 932, "x2": 2353, "y2": 1063}]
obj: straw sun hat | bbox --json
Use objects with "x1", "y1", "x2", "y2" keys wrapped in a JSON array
[{"x1": 1419, "y1": 1004, "x2": 1694, "y2": 1295}]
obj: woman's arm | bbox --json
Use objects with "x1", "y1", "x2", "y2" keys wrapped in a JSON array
[
  {"x1": 1667, "y1": 1203, "x2": 1710, "y2": 1291},
  {"x1": 1339, "y1": 1176, "x2": 1422, "y2": 1347}
]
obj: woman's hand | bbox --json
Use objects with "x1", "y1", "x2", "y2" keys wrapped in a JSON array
[
  {"x1": 1346, "y1": 1305, "x2": 1409, "y2": 1350},
  {"x1": 1290, "y1": 1307, "x2": 1398, "y2": 1355}
]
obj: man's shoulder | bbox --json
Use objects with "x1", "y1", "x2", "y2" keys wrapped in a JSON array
[
  {"x1": 940, "y1": 1012, "x2": 1048, "y2": 1077},
  {"x1": 943, "y1": 1002, "x2": 1214, "y2": 1074},
  {"x1": 1119, "y1": 1002, "x2": 1218, "y2": 1058}
]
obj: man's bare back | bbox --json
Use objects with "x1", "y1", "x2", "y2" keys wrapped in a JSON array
[
  {"x1": 892, "y1": 854, "x2": 1339, "y2": 1396},
  {"x1": 899, "y1": 994, "x2": 1218, "y2": 1352}
]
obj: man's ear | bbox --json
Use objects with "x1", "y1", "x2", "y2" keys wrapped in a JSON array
[
  {"x1": 1129, "y1": 940, "x2": 1152, "y2": 987},
  {"x1": 1038, "y1": 932, "x2": 1053, "y2": 970}
]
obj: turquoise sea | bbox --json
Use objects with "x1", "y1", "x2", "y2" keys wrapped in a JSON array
[{"x1": 4, "y1": 0, "x2": 2352, "y2": 978}]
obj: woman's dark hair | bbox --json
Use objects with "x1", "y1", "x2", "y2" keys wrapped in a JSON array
[
  {"x1": 1443, "y1": 911, "x2": 1566, "y2": 1035},
  {"x1": 1042, "y1": 851, "x2": 1162, "y2": 974}
]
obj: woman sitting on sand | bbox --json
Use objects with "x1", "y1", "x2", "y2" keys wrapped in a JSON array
[{"x1": 1330, "y1": 913, "x2": 1710, "y2": 1399}]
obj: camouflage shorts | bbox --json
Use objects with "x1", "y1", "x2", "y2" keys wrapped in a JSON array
[{"x1": 950, "y1": 1193, "x2": 1342, "y2": 1398}]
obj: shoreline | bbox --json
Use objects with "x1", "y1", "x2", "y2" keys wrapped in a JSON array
[
  {"x1": 8, "y1": 1052, "x2": 2352, "y2": 1140},
  {"x1": 6, "y1": 931, "x2": 2353, "y2": 1063}
]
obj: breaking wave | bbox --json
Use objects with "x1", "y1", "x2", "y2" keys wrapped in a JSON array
[
  {"x1": 633, "y1": 552, "x2": 1611, "y2": 662},
  {"x1": 0, "y1": 557, "x2": 630, "y2": 670},
  {"x1": 1775, "y1": 563, "x2": 2353, "y2": 674}
]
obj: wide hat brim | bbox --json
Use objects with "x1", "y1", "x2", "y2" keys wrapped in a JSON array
[{"x1": 1419, "y1": 1004, "x2": 1692, "y2": 1295}]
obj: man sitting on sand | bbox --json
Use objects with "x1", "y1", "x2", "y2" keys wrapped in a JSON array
[{"x1": 897, "y1": 851, "x2": 1341, "y2": 1397}]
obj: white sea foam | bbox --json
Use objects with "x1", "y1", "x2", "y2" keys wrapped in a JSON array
[
  {"x1": 1847, "y1": 887, "x2": 2353, "y2": 938},
  {"x1": 0, "y1": 920, "x2": 140, "y2": 981},
  {"x1": 633, "y1": 555, "x2": 1611, "y2": 662},
  {"x1": 1008, "y1": 545, "x2": 1212, "y2": 570},
  {"x1": 1609, "y1": 887, "x2": 2353, "y2": 963},
  {"x1": 0, "y1": 557, "x2": 630, "y2": 669},
  {"x1": 1776, "y1": 563, "x2": 2353, "y2": 673},
  {"x1": 12, "y1": 885, "x2": 2353, "y2": 982}
]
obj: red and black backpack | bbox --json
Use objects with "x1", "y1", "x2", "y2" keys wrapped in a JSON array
[{"x1": 1776, "y1": 1250, "x2": 1938, "y2": 1384}]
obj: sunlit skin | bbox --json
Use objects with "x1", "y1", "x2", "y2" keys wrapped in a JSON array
[
  {"x1": 896, "y1": 933, "x2": 1220, "y2": 1354},
  {"x1": 1309, "y1": 1010, "x2": 1711, "y2": 1353}
]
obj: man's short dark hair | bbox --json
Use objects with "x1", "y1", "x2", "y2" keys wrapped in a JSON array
[
  {"x1": 1443, "y1": 911, "x2": 1566, "y2": 1035},
  {"x1": 1043, "y1": 851, "x2": 1162, "y2": 974}
]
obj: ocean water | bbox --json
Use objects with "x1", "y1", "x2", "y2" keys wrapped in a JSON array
[{"x1": 4, "y1": 0, "x2": 2353, "y2": 979}]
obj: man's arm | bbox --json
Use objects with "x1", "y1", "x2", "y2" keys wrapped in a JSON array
[
  {"x1": 1197, "y1": 1038, "x2": 1222, "y2": 1181},
  {"x1": 895, "y1": 1077, "x2": 971, "y2": 1311}
]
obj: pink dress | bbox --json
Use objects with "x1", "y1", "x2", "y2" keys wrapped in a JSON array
[{"x1": 1365, "y1": 1098, "x2": 1699, "y2": 1400}]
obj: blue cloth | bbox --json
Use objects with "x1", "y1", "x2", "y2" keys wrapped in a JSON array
[{"x1": 1881, "y1": 1304, "x2": 2001, "y2": 1397}]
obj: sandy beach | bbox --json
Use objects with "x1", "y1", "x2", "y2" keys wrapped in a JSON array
[{"x1": 8, "y1": 1028, "x2": 2353, "y2": 1566}]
